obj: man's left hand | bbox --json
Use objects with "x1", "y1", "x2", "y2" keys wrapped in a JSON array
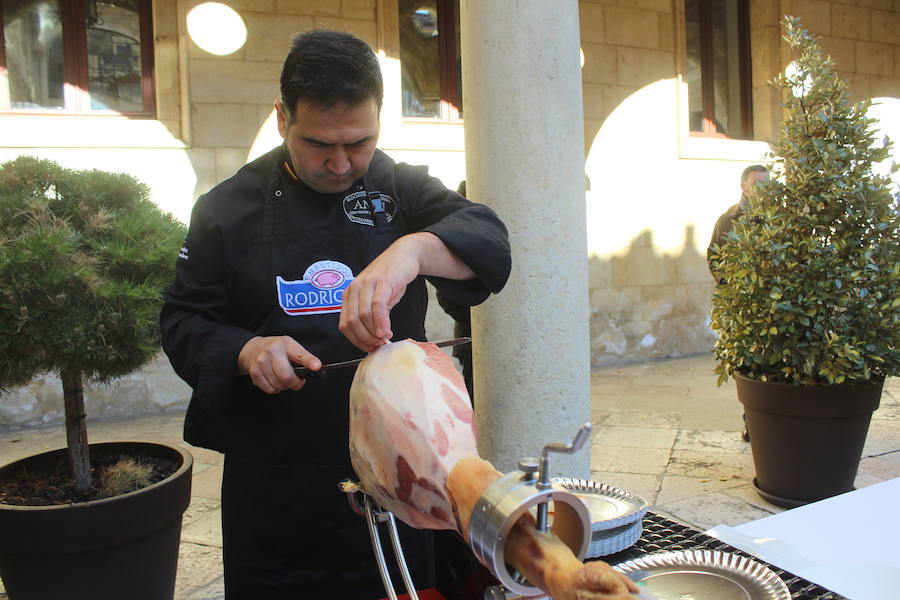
[
  {"x1": 339, "y1": 237, "x2": 418, "y2": 352},
  {"x1": 339, "y1": 232, "x2": 475, "y2": 352}
]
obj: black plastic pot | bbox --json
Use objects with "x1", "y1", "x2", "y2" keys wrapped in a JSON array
[
  {"x1": 0, "y1": 441, "x2": 193, "y2": 600},
  {"x1": 735, "y1": 374, "x2": 881, "y2": 508}
]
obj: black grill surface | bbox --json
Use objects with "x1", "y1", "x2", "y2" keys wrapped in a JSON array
[{"x1": 604, "y1": 512, "x2": 847, "y2": 600}]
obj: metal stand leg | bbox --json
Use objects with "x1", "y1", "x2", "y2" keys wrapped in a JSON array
[
  {"x1": 344, "y1": 480, "x2": 420, "y2": 600},
  {"x1": 363, "y1": 495, "x2": 402, "y2": 600},
  {"x1": 383, "y1": 508, "x2": 419, "y2": 599}
]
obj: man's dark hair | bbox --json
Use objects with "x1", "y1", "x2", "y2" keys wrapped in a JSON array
[
  {"x1": 741, "y1": 164, "x2": 768, "y2": 183},
  {"x1": 280, "y1": 29, "x2": 383, "y2": 121}
]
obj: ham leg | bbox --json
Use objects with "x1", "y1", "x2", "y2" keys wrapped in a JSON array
[{"x1": 349, "y1": 340, "x2": 639, "y2": 600}]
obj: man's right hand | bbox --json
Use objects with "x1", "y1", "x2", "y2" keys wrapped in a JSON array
[{"x1": 237, "y1": 336, "x2": 322, "y2": 394}]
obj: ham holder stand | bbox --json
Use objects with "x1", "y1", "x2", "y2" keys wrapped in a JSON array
[{"x1": 341, "y1": 424, "x2": 595, "y2": 600}]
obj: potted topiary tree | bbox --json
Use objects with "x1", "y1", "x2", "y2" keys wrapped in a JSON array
[
  {"x1": 710, "y1": 17, "x2": 899, "y2": 508},
  {"x1": 0, "y1": 156, "x2": 192, "y2": 600}
]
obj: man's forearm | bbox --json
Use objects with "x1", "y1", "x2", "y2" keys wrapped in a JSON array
[{"x1": 402, "y1": 232, "x2": 476, "y2": 281}]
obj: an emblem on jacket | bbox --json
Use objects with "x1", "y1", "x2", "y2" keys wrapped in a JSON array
[
  {"x1": 276, "y1": 260, "x2": 354, "y2": 316},
  {"x1": 343, "y1": 190, "x2": 396, "y2": 226}
]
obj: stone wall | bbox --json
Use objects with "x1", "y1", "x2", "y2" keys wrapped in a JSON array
[
  {"x1": 581, "y1": 0, "x2": 727, "y2": 365},
  {"x1": 0, "y1": 354, "x2": 191, "y2": 430}
]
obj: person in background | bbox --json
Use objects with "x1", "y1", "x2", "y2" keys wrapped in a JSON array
[
  {"x1": 707, "y1": 164, "x2": 769, "y2": 442},
  {"x1": 160, "y1": 30, "x2": 511, "y2": 599},
  {"x1": 707, "y1": 165, "x2": 769, "y2": 284}
]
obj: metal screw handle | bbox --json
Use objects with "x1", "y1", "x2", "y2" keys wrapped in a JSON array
[
  {"x1": 537, "y1": 422, "x2": 593, "y2": 488},
  {"x1": 532, "y1": 422, "x2": 593, "y2": 533}
]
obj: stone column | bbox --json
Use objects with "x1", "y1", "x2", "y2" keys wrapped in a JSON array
[{"x1": 461, "y1": 0, "x2": 591, "y2": 477}]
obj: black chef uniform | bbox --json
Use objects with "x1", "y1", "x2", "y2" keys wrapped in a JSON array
[{"x1": 160, "y1": 144, "x2": 511, "y2": 600}]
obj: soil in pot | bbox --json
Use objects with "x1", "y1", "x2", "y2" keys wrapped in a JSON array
[{"x1": 0, "y1": 451, "x2": 178, "y2": 505}]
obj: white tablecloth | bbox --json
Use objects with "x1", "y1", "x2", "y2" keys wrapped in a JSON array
[{"x1": 707, "y1": 477, "x2": 900, "y2": 600}]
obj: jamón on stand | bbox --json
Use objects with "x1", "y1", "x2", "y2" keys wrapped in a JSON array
[{"x1": 349, "y1": 339, "x2": 640, "y2": 600}]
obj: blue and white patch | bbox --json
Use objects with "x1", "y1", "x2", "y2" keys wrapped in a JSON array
[
  {"x1": 276, "y1": 260, "x2": 354, "y2": 316},
  {"x1": 343, "y1": 190, "x2": 396, "y2": 226}
]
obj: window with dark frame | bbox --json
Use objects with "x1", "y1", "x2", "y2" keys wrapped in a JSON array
[
  {"x1": 684, "y1": 0, "x2": 751, "y2": 138},
  {"x1": 399, "y1": 0, "x2": 462, "y2": 122},
  {"x1": 0, "y1": 0, "x2": 155, "y2": 116}
]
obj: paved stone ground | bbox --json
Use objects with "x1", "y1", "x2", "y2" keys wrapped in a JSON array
[{"x1": 1, "y1": 352, "x2": 897, "y2": 599}]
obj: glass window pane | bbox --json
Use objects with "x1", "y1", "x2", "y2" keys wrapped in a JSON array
[
  {"x1": 86, "y1": 0, "x2": 144, "y2": 112},
  {"x1": 684, "y1": 0, "x2": 702, "y2": 132},
  {"x1": 711, "y1": 0, "x2": 741, "y2": 136},
  {"x1": 400, "y1": 0, "x2": 441, "y2": 118},
  {"x1": 2, "y1": 0, "x2": 65, "y2": 110},
  {"x1": 453, "y1": 3, "x2": 461, "y2": 117}
]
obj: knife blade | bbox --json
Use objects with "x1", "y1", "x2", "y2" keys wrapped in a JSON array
[{"x1": 293, "y1": 337, "x2": 471, "y2": 379}]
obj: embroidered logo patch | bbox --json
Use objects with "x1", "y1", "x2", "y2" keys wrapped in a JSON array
[
  {"x1": 276, "y1": 260, "x2": 354, "y2": 316},
  {"x1": 342, "y1": 190, "x2": 396, "y2": 226}
]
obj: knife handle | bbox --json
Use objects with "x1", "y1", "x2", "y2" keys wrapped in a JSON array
[{"x1": 294, "y1": 365, "x2": 326, "y2": 379}]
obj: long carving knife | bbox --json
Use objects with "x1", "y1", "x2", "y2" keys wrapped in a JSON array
[{"x1": 293, "y1": 337, "x2": 471, "y2": 379}]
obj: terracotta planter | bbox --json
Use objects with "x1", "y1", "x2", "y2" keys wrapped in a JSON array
[
  {"x1": 735, "y1": 374, "x2": 881, "y2": 508},
  {"x1": 0, "y1": 442, "x2": 193, "y2": 600}
]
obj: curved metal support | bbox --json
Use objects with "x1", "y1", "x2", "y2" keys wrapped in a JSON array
[
  {"x1": 384, "y1": 509, "x2": 419, "y2": 599},
  {"x1": 340, "y1": 479, "x2": 367, "y2": 517},
  {"x1": 343, "y1": 480, "x2": 420, "y2": 600},
  {"x1": 363, "y1": 495, "x2": 400, "y2": 600}
]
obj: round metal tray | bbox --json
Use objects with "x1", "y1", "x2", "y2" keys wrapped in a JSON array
[
  {"x1": 613, "y1": 550, "x2": 791, "y2": 600},
  {"x1": 553, "y1": 477, "x2": 649, "y2": 531},
  {"x1": 587, "y1": 518, "x2": 643, "y2": 557}
]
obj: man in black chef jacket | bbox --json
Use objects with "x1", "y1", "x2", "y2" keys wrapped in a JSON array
[{"x1": 160, "y1": 30, "x2": 511, "y2": 600}]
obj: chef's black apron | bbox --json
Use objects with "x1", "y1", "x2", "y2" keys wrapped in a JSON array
[{"x1": 219, "y1": 168, "x2": 433, "y2": 600}]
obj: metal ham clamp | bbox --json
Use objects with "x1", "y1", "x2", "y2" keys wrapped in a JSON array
[
  {"x1": 472, "y1": 424, "x2": 593, "y2": 599},
  {"x1": 340, "y1": 424, "x2": 595, "y2": 600}
]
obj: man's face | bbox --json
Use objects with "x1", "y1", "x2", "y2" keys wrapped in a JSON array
[
  {"x1": 276, "y1": 97, "x2": 380, "y2": 194},
  {"x1": 741, "y1": 170, "x2": 769, "y2": 198}
]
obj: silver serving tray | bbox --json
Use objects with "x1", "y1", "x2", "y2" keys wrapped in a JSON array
[
  {"x1": 554, "y1": 477, "x2": 648, "y2": 531},
  {"x1": 587, "y1": 518, "x2": 643, "y2": 557},
  {"x1": 613, "y1": 550, "x2": 791, "y2": 600}
]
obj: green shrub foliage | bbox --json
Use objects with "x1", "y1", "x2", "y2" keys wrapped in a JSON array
[
  {"x1": 711, "y1": 17, "x2": 899, "y2": 386},
  {"x1": 0, "y1": 156, "x2": 186, "y2": 389}
]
